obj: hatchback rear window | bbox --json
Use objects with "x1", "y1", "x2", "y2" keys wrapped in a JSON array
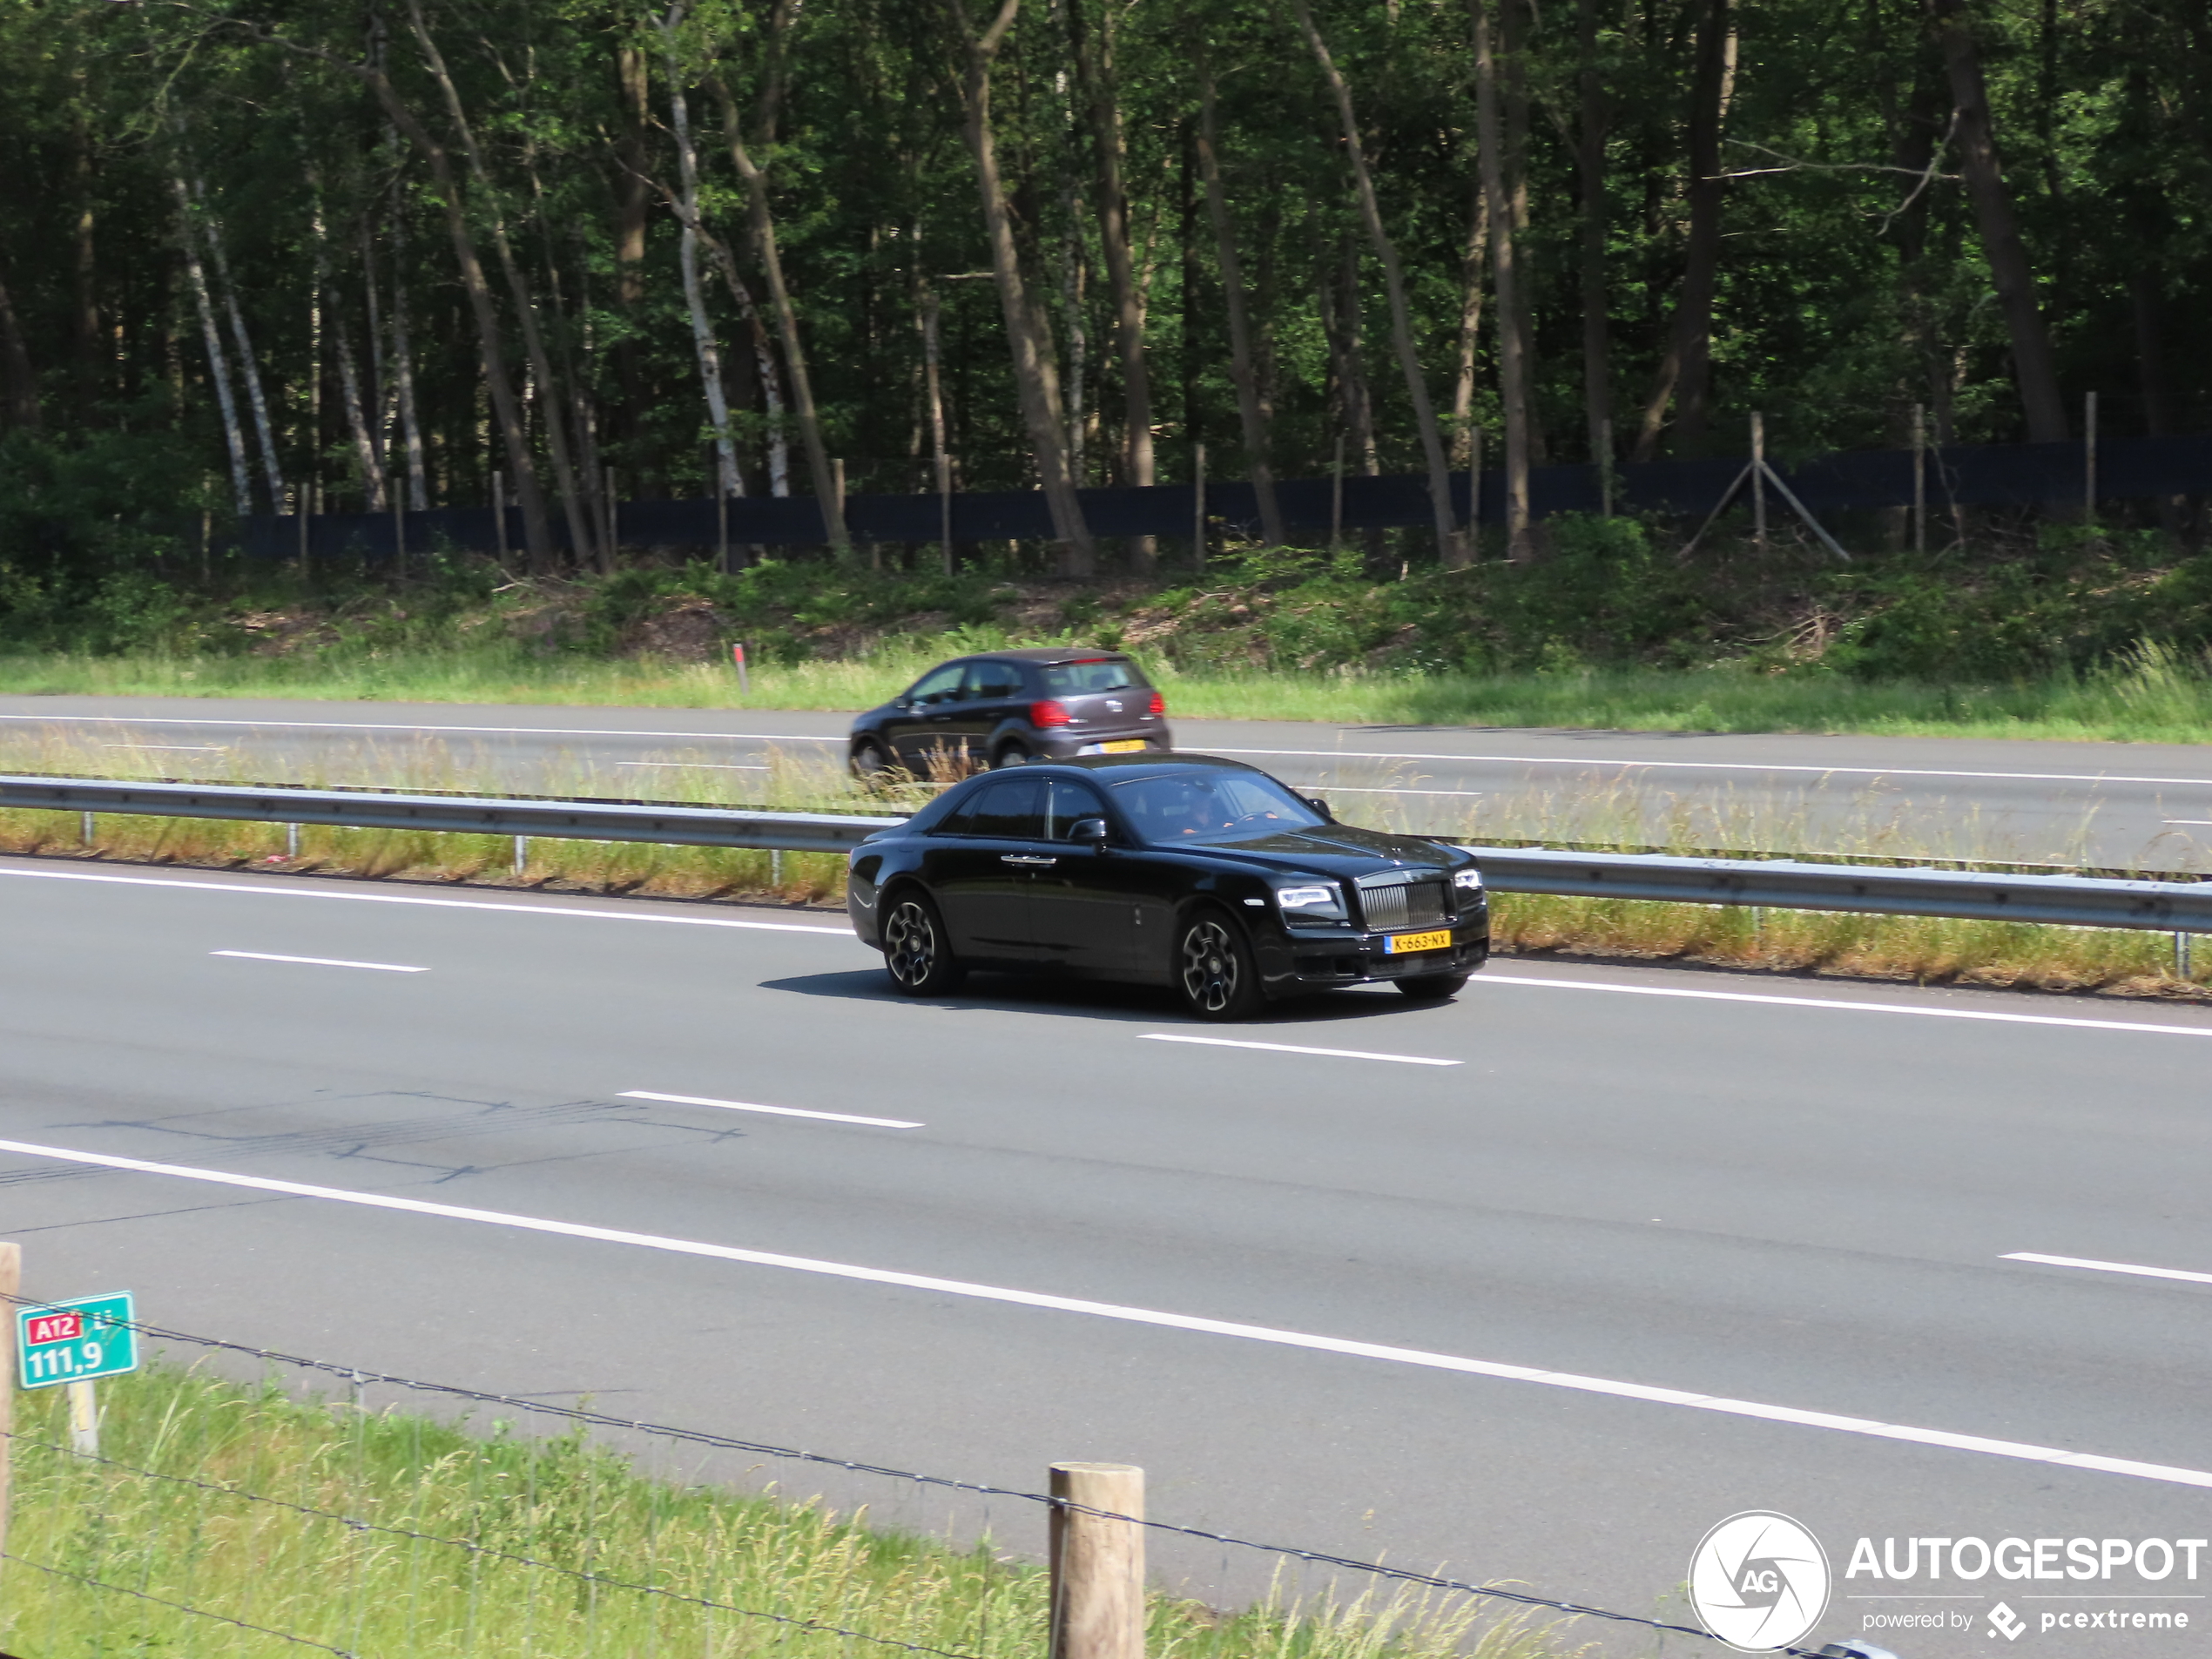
[{"x1": 1042, "y1": 658, "x2": 1144, "y2": 693}]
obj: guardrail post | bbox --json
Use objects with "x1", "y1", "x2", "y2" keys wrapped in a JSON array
[
  {"x1": 1049, "y1": 1462, "x2": 1144, "y2": 1659},
  {"x1": 512, "y1": 836, "x2": 528, "y2": 878},
  {"x1": 2175, "y1": 930, "x2": 2191, "y2": 981},
  {"x1": 286, "y1": 823, "x2": 300, "y2": 860},
  {"x1": 1, "y1": 1241, "x2": 18, "y2": 1581},
  {"x1": 80, "y1": 812, "x2": 94, "y2": 847}
]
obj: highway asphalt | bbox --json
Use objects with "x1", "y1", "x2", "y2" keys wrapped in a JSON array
[
  {"x1": 7, "y1": 693, "x2": 2212, "y2": 867},
  {"x1": 3, "y1": 851, "x2": 2209, "y2": 1656}
]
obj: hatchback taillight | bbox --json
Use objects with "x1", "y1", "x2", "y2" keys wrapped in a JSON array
[
  {"x1": 1146, "y1": 691, "x2": 1166, "y2": 716},
  {"x1": 1030, "y1": 699, "x2": 1071, "y2": 727}
]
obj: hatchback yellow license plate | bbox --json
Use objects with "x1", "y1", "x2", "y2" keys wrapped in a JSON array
[
  {"x1": 1385, "y1": 929, "x2": 1453, "y2": 954},
  {"x1": 1097, "y1": 739, "x2": 1147, "y2": 753}
]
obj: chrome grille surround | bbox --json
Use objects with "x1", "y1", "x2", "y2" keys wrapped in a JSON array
[{"x1": 1355, "y1": 872, "x2": 1449, "y2": 933}]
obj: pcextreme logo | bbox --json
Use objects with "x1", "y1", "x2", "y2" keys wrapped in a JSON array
[{"x1": 1689, "y1": 1511, "x2": 1832, "y2": 1653}]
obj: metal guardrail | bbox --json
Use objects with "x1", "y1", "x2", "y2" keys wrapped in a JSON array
[
  {"x1": 6, "y1": 772, "x2": 2211, "y2": 934},
  {"x1": 0, "y1": 775, "x2": 902, "y2": 855}
]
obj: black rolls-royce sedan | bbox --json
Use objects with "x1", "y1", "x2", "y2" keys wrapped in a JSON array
[{"x1": 846, "y1": 754, "x2": 1488, "y2": 1020}]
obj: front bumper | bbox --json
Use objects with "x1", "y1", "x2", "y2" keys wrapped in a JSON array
[{"x1": 1267, "y1": 909, "x2": 1491, "y2": 994}]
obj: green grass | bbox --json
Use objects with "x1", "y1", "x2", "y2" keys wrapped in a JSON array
[
  {"x1": 10, "y1": 641, "x2": 2212, "y2": 745},
  {"x1": 0, "y1": 1365, "x2": 1576, "y2": 1659}
]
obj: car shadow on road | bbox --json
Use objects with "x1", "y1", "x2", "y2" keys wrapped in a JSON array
[{"x1": 758, "y1": 968, "x2": 1460, "y2": 1027}]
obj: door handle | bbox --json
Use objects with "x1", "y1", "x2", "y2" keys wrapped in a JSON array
[{"x1": 999, "y1": 853, "x2": 1056, "y2": 866}]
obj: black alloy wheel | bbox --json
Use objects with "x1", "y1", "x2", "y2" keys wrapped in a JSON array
[
  {"x1": 850, "y1": 737, "x2": 894, "y2": 781},
  {"x1": 1176, "y1": 909, "x2": 1264, "y2": 1022},
  {"x1": 989, "y1": 740, "x2": 1032, "y2": 768},
  {"x1": 1395, "y1": 972, "x2": 1469, "y2": 1001},
  {"x1": 881, "y1": 892, "x2": 965, "y2": 995}
]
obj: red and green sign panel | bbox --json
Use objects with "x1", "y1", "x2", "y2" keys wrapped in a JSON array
[{"x1": 17, "y1": 1292, "x2": 137, "y2": 1388}]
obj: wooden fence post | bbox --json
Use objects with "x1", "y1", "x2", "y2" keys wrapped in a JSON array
[
  {"x1": 1912, "y1": 404, "x2": 1926, "y2": 555},
  {"x1": 1750, "y1": 411, "x2": 1768, "y2": 553},
  {"x1": 2084, "y1": 390, "x2": 2098, "y2": 526},
  {"x1": 1599, "y1": 417, "x2": 1614, "y2": 518},
  {"x1": 1191, "y1": 445, "x2": 1206, "y2": 570},
  {"x1": 0, "y1": 1241, "x2": 18, "y2": 1581},
  {"x1": 1469, "y1": 427, "x2": 1483, "y2": 552},
  {"x1": 1330, "y1": 435, "x2": 1345, "y2": 550},
  {"x1": 1049, "y1": 1462, "x2": 1144, "y2": 1659}
]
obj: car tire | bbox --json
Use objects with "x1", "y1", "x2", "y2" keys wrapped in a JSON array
[
  {"x1": 1395, "y1": 973, "x2": 1468, "y2": 1001},
  {"x1": 850, "y1": 738, "x2": 894, "y2": 782},
  {"x1": 880, "y1": 890, "x2": 965, "y2": 996},
  {"x1": 1175, "y1": 907, "x2": 1265, "y2": 1022},
  {"x1": 989, "y1": 740, "x2": 1032, "y2": 768}
]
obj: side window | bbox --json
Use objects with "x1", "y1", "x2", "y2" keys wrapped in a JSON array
[
  {"x1": 962, "y1": 660, "x2": 1024, "y2": 701},
  {"x1": 963, "y1": 776, "x2": 1047, "y2": 840},
  {"x1": 907, "y1": 663, "x2": 968, "y2": 706},
  {"x1": 1044, "y1": 780, "x2": 1110, "y2": 841}
]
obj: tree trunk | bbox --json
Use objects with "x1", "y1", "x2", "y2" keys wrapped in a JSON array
[
  {"x1": 70, "y1": 81, "x2": 100, "y2": 417},
  {"x1": 658, "y1": 13, "x2": 745, "y2": 504},
  {"x1": 388, "y1": 179, "x2": 428, "y2": 509},
  {"x1": 1449, "y1": 179, "x2": 1488, "y2": 470},
  {"x1": 195, "y1": 179, "x2": 287, "y2": 511},
  {"x1": 612, "y1": 41, "x2": 651, "y2": 454},
  {"x1": 169, "y1": 171, "x2": 253, "y2": 516},
  {"x1": 1501, "y1": 0, "x2": 1544, "y2": 465},
  {"x1": 349, "y1": 54, "x2": 555, "y2": 567},
  {"x1": 705, "y1": 71, "x2": 848, "y2": 551},
  {"x1": 944, "y1": 0, "x2": 1096, "y2": 575},
  {"x1": 1069, "y1": 0, "x2": 1154, "y2": 567},
  {"x1": 1195, "y1": 45, "x2": 1285, "y2": 546},
  {"x1": 1291, "y1": 0, "x2": 1462, "y2": 565},
  {"x1": 330, "y1": 303, "x2": 388, "y2": 510},
  {"x1": 1474, "y1": 0, "x2": 1533, "y2": 559},
  {"x1": 1925, "y1": 0, "x2": 2068, "y2": 442},
  {"x1": 0, "y1": 273, "x2": 40, "y2": 431},
  {"x1": 401, "y1": 0, "x2": 601, "y2": 567},
  {"x1": 1632, "y1": 0, "x2": 1729, "y2": 461},
  {"x1": 1575, "y1": 0, "x2": 1612, "y2": 470}
]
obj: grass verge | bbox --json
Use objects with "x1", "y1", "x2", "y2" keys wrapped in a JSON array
[
  {"x1": 13, "y1": 642, "x2": 2212, "y2": 745},
  {"x1": 0, "y1": 1364, "x2": 1575, "y2": 1659}
]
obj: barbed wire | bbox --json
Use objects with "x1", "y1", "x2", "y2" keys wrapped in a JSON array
[
  {"x1": 1, "y1": 1554, "x2": 361, "y2": 1656},
  {"x1": 3, "y1": 1294, "x2": 1777, "y2": 1650},
  {"x1": 3, "y1": 1426, "x2": 992, "y2": 1659}
]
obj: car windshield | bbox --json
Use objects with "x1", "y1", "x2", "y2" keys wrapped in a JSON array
[
  {"x1": 1042, "y1": 658, "x2": 1143, "y2": 693},
  {"x1": 1110, "y1": 770, "x2": 1327, "y2": 843}
]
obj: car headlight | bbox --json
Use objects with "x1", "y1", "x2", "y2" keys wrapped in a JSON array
[
  {"x1": 1453, "y1": 867, "x2": 1485, "y2": 893},
  {"x1": 1275, "y1": 882, "x2": 1347, "y2": 921}
]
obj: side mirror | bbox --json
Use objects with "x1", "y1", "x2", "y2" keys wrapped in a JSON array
[
  {"x1": 1304, "y1": 796, "x2": 1333, "y2": 821},
  {"x1": 1069, "y1": 817, "x2": 1110, "y2": 848}
]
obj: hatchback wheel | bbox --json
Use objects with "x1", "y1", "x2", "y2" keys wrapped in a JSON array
[
  {"x1": 989, "y1": 741, "x2": 1032, "y2": 768},
  {"x1": 882, "y1": 892, "x2": 964, "y2": 995},
  {"x1": 850, "y1": 738, "x2": 894, "y2": 782},
  {"x1": 1395, "y1": 972, "x2": 1468, "y2": 1001},
  {"x1": 1176, "y1": 909, "x2": 1264, "y2": 1021}
]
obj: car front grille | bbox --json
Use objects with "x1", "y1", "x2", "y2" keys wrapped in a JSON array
[{"x1": 1359, "y1": 880, "x2": 1448, "y2": 933}]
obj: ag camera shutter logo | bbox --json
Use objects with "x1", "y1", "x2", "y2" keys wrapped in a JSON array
[{"x1": 1689, "y1": 1511, "x2": 1831, "y2": 1652}]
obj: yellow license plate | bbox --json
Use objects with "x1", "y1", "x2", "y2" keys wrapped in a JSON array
[
  {"x1": 1097, "y1": 739, "x2": 1147, "y2": 753},
  {"x1": 1385, "y1": 929, "x2": 1453, "y2": 954}
]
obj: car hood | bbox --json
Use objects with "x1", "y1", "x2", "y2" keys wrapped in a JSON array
[{"x1": 1155, "y1": 821, "x2": 1464, "y2": 878}]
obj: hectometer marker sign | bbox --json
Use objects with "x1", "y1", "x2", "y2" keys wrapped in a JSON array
[{"x1": 17, "y1": 1292, "x2": 137, "y2": 1388}]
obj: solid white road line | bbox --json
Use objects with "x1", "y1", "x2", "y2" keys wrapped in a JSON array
[
  {"x1": 2003, "y1": 1251, "x2": 2212, "y2": 1287},
  {"x1": 212, "y1": 950, "x2": 428, "y2": 974},
  {"x1": 0, "y1": 1132, "x2": 2205, "y2": 1491},
  {"x1": 0, "y1": 713, "x2": 835, "y2": 745},
  {"x1": 1474, "y1": 973, "x2": 2212, "y2": 1039},
  {"x1": 619, "y1": 1090, "x2": 921, "y2": 1130},
  {"x1": 1141, "y1": 1034, "x2": 1460, "y2": 1066},
  {"x1": 1204, "y1": 745, "x2": 2212, "y2": 789},
  {"x1": 96, "y1": 743, "x2": 227, "y2": 752},
  {"x1": 0, "y1": 866, "x2": 852, "y2": 934}
]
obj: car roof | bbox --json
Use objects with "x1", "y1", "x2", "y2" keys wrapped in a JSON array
[{"x1": 956, "y1": 647, "x2": 1131, "y2": 665}]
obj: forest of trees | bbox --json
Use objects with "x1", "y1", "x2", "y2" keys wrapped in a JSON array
[{"x1": 0, "y1": 0, "x2": 2205, "y2": 582}]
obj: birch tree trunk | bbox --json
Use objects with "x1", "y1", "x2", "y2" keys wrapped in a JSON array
[
  {"x1": 1196, "y1": 46, "x2": 1285, "y2": 547},
  {"x1": 401, "y1": 0, "x2": 601, "y2": 568},
  {"x1": 330, "y1": 303, "x2": 389, "y2": 510},
  {"x1": 658, "y1": 10, "x2": 744, "y2": 504},
  {"x1": 169, "y1": 170, "x2": 253, "y2": 516},
  {"x1": 388, "y1": 180, "x2": 428, "y2": 509},
  {"x1": 1449, "y1": 180, "x2": 1489, "y2": 470},
  {"x1": 944, "y1": 0, "x2": 1096, "y2": 576},
  {"x1": 1474, "y1": 0, "x2": 1533, "y2": 559},
  {"x1": 194, "y1": 179, "x2": 287, "y2": 511},
  {"x1": 1925, "y1": 0, "x2": 2067, "y2": 442},
  {"x1": 1291, "y1": 0, "x2": 1463, "y2": 565},
  {"x1": 705, "y1": 71, "x2": 846, "y2": 549}
]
